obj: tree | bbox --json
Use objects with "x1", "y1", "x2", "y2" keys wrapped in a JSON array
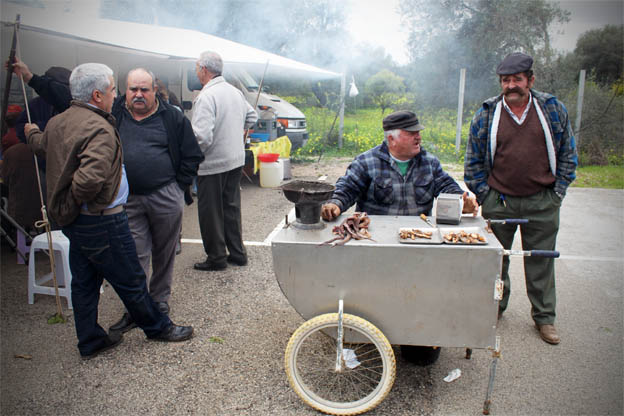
[
  {"x1": 574, "y1": 25, "x2": 624, "y2": 85},
  {"x1": 365, "y1": 70, "x2": 406, "y2": 114},
  {"x1": 398, "y1": 0, "x2": 570, "y2": 106}
]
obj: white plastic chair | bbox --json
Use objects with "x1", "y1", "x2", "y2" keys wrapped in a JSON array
[{"x1": 28, "y1": 230, "x2": 73, "y2": 309}]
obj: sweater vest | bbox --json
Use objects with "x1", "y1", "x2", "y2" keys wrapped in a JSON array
[{"x1": 487, "y1": 104, "x2": 555, "y2": 196}]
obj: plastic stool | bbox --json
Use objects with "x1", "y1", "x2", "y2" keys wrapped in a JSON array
[
  {"x1": 16, "y1": 229, "x2": 32, "y2": 265},
  {"x1": 28, "y1": 231, "x2": 73, "y2": 309}
]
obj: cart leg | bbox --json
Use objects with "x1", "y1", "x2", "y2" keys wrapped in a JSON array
[{"x1": 483, "y1": 336, "x2": 501, "y2": 415}]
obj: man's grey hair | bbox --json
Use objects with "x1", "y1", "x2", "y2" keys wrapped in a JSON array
[
  {"x1": 384, "y1": 129, "x2": 400, "y2": 142},
  {"x1": 197, "y1": 51, "x2": 223, "y2": 76},
  {"x1": 70, "y1": 63, "x2": 113, "y2": 103},
  {"x1": 127, "y1": 67, "x2": 156, "y2": 88}
]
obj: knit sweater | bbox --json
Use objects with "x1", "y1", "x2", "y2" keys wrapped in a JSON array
[{"x1": 191, "y1": 76, "x2": 258, "y2": 175}]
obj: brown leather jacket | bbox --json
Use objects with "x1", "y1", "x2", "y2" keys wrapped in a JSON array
[{"x1": 27, "y1": 101, "x2": 122, "y2": 227}]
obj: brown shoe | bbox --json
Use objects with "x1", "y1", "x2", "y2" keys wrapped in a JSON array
[{"x1": 536, "y1": 324, "x2": 560, "y2": 345}]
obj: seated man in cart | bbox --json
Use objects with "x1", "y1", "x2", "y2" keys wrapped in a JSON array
[{"x1": 321, "y1": 110, "x2": 479, "y2": 365}]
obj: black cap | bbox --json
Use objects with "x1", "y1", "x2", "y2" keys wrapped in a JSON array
[
  {"x1": 382, "y1": 110, "x2": 424, "y2": 131},
  {"x1": 45, "y1": 66, "x2": 71, "y2": 86},
  {"x1": 496, "y1": 52, "x2": 533, "y2": 75}
]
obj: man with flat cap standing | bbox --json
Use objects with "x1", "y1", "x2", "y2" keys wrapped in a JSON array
[
  {"x1": 321, "y1": 110, "x2": 478, "y2": 365},
  {"x1": 464, "y1": 52, "x2": 577, "y2": 345}
]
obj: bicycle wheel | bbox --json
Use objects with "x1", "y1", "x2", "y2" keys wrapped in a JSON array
[{"x1": 285, "y1": 313, "x2": 396, "y2": 415}]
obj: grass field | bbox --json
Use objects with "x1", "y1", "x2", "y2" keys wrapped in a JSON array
[{"x1": 573, "y1": 165, "x2": 624, "y2": 189}]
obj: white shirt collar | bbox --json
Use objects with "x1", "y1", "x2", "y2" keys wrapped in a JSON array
[{"x1": 502, "y1": 91, "x2": 532, "y2": 124}]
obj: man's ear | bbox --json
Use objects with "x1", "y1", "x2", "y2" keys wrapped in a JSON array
[
  {"x1": 92, "y1": 89, "x2": 103, "y2": 104},
  {"x1": 528, "y1": 75, "x2": 535, "y2": 89}
]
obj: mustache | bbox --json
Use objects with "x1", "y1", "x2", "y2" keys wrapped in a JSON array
[
  {"x1": 132, "y1": 97, "x2": 146, "y2": 104},
  {"x1": 504, "y1": 87, "x2": 523, "y2": 95}
]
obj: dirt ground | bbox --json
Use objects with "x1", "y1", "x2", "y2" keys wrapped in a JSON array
[{"x1": 0, "y1": 157, "x2": 440, "y2": 416}]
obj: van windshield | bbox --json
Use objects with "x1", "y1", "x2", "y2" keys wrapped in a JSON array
[{"x1": 225, "y1": 68, "x2": 259, "y2": 91}]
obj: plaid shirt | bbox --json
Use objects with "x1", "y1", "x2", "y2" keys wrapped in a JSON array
[
  {"x1": 464, "y1": 89, "x2": 578, "y2": 203},
  {"x1": 329, "y1": 141, "x2": 463, "y2": 216}
]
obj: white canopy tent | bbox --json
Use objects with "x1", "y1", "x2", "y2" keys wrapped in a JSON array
[{"x1": 0, "y1": 2, "x2": 340, "y2": 79}]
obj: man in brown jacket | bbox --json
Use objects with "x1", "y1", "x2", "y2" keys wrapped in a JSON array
[{"x1": 25, "y1": 63, "x2": 194, "y2": 360}]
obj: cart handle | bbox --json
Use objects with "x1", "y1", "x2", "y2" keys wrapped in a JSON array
[
  {"x1": 504, "y1": 249, "x2": 560, "y2": 258},
  {"x1": 488, "y1": 219, "x2": 529, "y2": 225}
]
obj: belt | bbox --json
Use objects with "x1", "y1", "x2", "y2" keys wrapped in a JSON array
[{"x1": 80, "y1": 205, "x2": 124, "y2": 216}]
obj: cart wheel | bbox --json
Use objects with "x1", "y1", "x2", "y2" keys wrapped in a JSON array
[
  {"x1": 285, "y1": 313, "x2": 396, "y2": 416},
  {"x1": 400, "y1": 345, "x2": 442, "y2": 366}
]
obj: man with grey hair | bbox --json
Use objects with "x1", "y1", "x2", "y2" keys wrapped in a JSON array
[
  {"x1": 24, "y1": 63, "x2": 193, "y2": 360},
  {"x1": 12, "y1": 59, "x2": 204, "y2": 333},
  {"x1": 322, "y1": 110, "x2": 477, "y2": 219},
  {"x1": 192, "y1": 51, "x2": 258, "y2": 271}
]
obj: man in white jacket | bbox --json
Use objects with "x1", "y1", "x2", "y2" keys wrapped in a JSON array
[{"x1": 191, "y1": 51, "x2": 258, "y2": 271}]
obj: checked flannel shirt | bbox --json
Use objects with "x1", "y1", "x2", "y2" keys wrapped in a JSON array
[
  {"x1": 328, "y1": 141, "x2": 463, "y2": 216},
  {"x1": 464, "y1": 89, "x2": 578, "y2": 203}
]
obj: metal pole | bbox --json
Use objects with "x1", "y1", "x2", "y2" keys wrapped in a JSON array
[
  {"x1": 339, "y1": 72, "x2": 345, "y2": 149},
  {"x1": 575, "y1": 69, "x2": 586, "y2": 144},
  {"x1": 455, "y1": 68, "x2": 466, "y2": 154}
]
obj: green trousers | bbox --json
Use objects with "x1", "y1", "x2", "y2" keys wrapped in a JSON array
[{"x1": 482, "y1": 188, "x2": 561, "y2": 325}]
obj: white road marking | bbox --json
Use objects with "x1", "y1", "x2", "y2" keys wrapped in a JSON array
[{"x1": 181, "y1": 208, "x2": 297, "y2": 248}]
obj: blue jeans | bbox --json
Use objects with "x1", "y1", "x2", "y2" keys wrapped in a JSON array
[{"x1": 63, "y1": 211, "x2": 171, "y2": 356}]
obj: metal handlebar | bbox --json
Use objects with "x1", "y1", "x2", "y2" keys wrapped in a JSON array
[
  {"x1": 488, "y1": 219, "x2": 529, "y2": 225},
  {"x1": 504, "y1": 249, "x2": 560, "y2": 258}
]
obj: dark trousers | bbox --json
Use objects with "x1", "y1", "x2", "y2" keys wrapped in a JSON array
[
  {"x1": 482, "y1": 188, "x2": 561, "y2": 325},
  {"x1": 197, "y1": 167, "x2": 246, "y2": 264},
  {"x1": 63, "y1": 212, "x2": 171, "y2": 356},
  {"x1": 125, "y1": 181, "x2": 184, "y2": 302}
]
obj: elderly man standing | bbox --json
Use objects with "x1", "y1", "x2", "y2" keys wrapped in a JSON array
[
  {"x1": 12, "y1": 60, "x2": 204, "y2": 332},
  {"x1": 25, "y1": 63, "x2": 193, "y2": 360},
  {"x1": 191, "y1": 51, "x2": 258, "y2": 271},
  {"x1": 108, "y1": 68, "x2": 203, "y2": 332},
  {"x1": 321, "y1": 110, "x2": 478, "y2": 366},
  {"x1": 464, "y1": 52, "x2": 577, "y2": 345}
]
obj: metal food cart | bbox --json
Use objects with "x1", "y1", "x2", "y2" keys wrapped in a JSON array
[{"x1": 271, "y1": 181, "x2": 556, "y2": 415}]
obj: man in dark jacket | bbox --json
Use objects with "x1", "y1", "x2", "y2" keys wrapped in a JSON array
[
  {"x1": 25, "y1": 63, "x2": 193, "y2": 360},
  {"x1": 12, "y1": 60, "x2": 204, "y2": 332},
  {"x1": 464, "y1": 53, "x2": 578, "y2": 345}
]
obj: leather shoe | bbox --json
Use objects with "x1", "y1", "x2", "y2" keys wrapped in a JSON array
[
  {"x1": 194, "y1": 260, "x2": 227, "y2": 271},
  {"x1": 227, "y1": 255, "x2": 248, "y2": 266},
  {"x1": 155, "y1": 301, "x2": 170, "y2": 315},
  {"x1": 109, "y1": 312, "x2": 137, "y2": 333},
  {"x1": 81, "y1": 332, "x2": 123, "y2": 360},
  {"x1": 536, "y1": 324, "x2": 560, "y2": 345},
  {"x1": 151, "y1": 324, "x2": 194, "y2": 342}
]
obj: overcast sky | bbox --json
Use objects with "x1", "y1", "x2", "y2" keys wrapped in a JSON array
[{"x1": 347, "y1": 0, "x2": 624, "y2": 65}]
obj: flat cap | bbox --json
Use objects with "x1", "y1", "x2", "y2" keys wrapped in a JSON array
[
  {"x1": 382, "y1": 110, "x2": 424, "y2": 131},
  {"x1": 496, "y1": 52, "x2": 533, "y2": 75}
]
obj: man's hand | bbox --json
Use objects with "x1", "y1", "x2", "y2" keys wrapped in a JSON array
[
  {"x1": 321, "y1": 203, "x2": 341, "y2": 221},
  {"x1": 462, "y1": 191, "x2": 479, "y2": 216},
  {"x1": 9, "y1": 59, "x2": 33, "y2": 83},
  {"x1": 24, "y1": 123, "x2": 40, "y2": 136}
]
